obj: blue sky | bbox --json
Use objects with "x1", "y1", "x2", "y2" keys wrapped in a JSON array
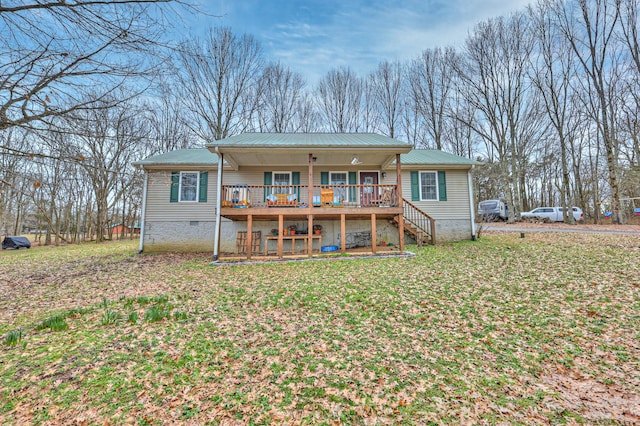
[{"x1": 188, "y1": 0, "x2": 531, "y2": 84}]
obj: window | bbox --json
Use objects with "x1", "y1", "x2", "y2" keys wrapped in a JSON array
[
  {"x1": 273, "y1": 172, "x2": 292, "y2": 193},
  {"x1": 411, "y1": 170, "x2": 446, "y2": 202},
  {"x1": 419, "y1": 171, "x2": 438, "y2": 201},
  {"x1": 170, "y1": 171, "x2": 207, "y2": 203},
  {"x1": 330, "y1": 171, "x2": 347, "y2": 201},
  {"x1": 179, "y1": 171, "x2": 199, "y2": 202},
  {"x1": 273, "y1": 172, "x2": 291, "y2": 186},
  {"x1": 264, "y1": 171, "x2": 300, "y2": 202}
]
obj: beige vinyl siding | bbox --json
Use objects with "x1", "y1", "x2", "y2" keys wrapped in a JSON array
[
  {"x1": 146, "y1": 171, "x2": 217, "y2": 221},
  {"x1": 221, "y1": 167, "x2": 359, "y2": 186},
  {"x1": 145, "y1": 167, "x2": 471, "y2": 221},
  {"x1": 400, "y1": 169, "x2": 471, "y2": 220}
]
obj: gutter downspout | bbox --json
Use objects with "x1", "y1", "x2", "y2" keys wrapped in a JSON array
[
  {"x1": 467, "y1": 167, "x2": 477, "y2": 240},
  {"x1": 213, "y1": 148, "x2": 223, "y2": 262},
  {"x1": 137, "y1": 170, "x2": 149, "y2": 253}
]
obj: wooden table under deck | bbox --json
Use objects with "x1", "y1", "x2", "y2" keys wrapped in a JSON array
[{"x1": 263, "y1": 234, "x2": 322, "y2": 255}]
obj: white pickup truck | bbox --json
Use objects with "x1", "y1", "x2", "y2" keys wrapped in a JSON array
[{"x1": 520, "y1": 206, "x2": 584, "y2": 222}]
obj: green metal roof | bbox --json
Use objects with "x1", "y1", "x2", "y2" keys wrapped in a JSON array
[
  {"x1": 133, "y1": 148, "x2": 218, "y2": 167},
  {"x1": 134, "y1": 143, "x2": 480, "y2": 169},
  {"x1": 399, "y1": 150, "x2": 481, "y2": 167},
  {"x1": 208, "y1": 133, "x2": 412, "y2": 149}
]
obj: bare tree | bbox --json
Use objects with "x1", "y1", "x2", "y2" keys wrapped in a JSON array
[
  {"x1": 316, "y1": 66, "x2": 363, "y2": 132},
  {"x1": 175, "y1": 27, "x2": 264, "y2": 141},
  {"x1": 147, "y1": 84, "x2": 196, "y2": 153},
  {"x1": 0, "y1": 0, "x2": 187, "y2": 133},
  {"x1": 65, "y1": 97, "x2": 149, "y2": 241},
  {"x1": 0, "y1": 128, "x2": 33, "y2": 235},
  {"x1": 256, "y1": 62, "x2": 308, "y2": 132},
  {"x1": 617, "y1": 0, "x2": 640, "y2": 165},
  {"x1": 368, "y1": 60, "x2": 404, "y2": 138},
  {"x1": 618, "y1": 0, "x2": 640, "y2": 73},
  {"x1": 408, "y1": 47, "x2": 457, "y2": 149},
  {"x1": 456, "y1": 13, "x2": 540, "y2": 219},
  {"x1": 530, "y1": 1, "x2": 582, "y2": 223},
  {"x1": 445, "y1": 87, "x2": 479, "y2": 158},
  {"x1": 293, "y1": 93, "x2": 321, "y2": 133},
  {"x1": 553, "y1": 0, "x2": 626, "y2": 223}
]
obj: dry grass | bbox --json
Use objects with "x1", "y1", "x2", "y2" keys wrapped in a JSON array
[{"x1": 0, "y1": 233, "x2": 639, "y2": 424}]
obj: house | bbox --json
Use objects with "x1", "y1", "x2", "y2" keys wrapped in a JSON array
[
  {"x1": 105, "y1": 223, "x2": 141, "y2": 238},
  {"x1": 133, "y1": 133, "x2": 480, "y2": 259}
]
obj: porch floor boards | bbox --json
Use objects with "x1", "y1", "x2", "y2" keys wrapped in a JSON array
[{"x1": 220, "y1": 206, "x2": 402, "y2": 221}]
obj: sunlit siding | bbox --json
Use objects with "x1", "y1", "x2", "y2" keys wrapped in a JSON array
[{"x1": 145, "y1": 171, "x2": 217, "y2": 222}]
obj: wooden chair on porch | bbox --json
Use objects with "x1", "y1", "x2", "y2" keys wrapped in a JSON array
[{"x1": 371, "y1": 187, "x2": 394, "y2": 207}]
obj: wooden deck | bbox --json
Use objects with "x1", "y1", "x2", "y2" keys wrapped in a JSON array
[
  {"x1": 220, "y1": 204, "x2": 405, "y2": 260},
  {"x1": 215, "y1": 179, "x2": 411, "y2": 259},
  {"x1": 220, "y1": 205, "x2": 403, "y2": 221}
]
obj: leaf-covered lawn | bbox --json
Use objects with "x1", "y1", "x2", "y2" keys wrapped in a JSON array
[{"x1": 0, "y1": 233, "x2": 638, "y2": 424}]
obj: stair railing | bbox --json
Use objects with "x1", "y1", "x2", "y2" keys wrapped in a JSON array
[{"x1": 401, "y1": 198, "x2": 436, "y2": 245}]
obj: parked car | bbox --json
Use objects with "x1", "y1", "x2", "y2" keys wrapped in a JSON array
[
  {"x1": 2, "y1": 236, "x2": 31, "y2": 249},
  {"x1": 520, "y1": 206, "x2": 584, "y2": 222},
  {"x1": 477, "y1": 199, "x2": 509, "y2": 221}
]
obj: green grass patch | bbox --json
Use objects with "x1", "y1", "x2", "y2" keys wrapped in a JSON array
[
  {"x1": 4, "y1": 328, "x2": 23, "y2": 346},
  {"x1": 35, "y1": 314, "x2": 69, "y2": 332}
]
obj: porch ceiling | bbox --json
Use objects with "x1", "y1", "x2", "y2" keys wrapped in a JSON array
[{"x1": 209, "y1": 149, "x2": 403, "y2": 170}]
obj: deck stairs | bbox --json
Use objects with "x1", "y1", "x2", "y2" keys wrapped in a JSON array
[{"x1": 390, "y1": 198, "x2": 436, "y2": 245}]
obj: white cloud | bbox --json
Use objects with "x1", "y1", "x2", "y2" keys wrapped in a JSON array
[{"x1": 196, "y1": 0, "x2": 532, "y2": 84}]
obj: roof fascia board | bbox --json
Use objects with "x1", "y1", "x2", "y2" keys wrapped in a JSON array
[
  {"x1": 394, "y1": 164, "x2": 475, "y2": 170},
  {"x1": 135, "y1": 164, "x2": 226, "y2": 171},
  {"x1": 209, "y1": 145, "x2": 412, "y2": 154}
]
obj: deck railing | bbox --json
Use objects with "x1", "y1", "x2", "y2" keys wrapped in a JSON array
[
  {"x1": 402, "y1": 198, "x2": 436, "y2": 245},
  {"x1": 221, "y1": 184, "x2": 399, "y2": 208}
]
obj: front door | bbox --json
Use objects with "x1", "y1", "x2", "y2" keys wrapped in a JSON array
[{"x1": 359, "y1": 172, "x2": 379, "y2": 206}]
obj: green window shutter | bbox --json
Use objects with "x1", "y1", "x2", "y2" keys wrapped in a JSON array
[
  {"x1": 320, "y1": 171, "x2": 329, "y2": 185},
  {"x1": 438, "y1": 171, "x2": 447, "y2": 201},
  {"x1": 170, "y1": 171, "x2": 179, "y2": 202},
  {"x1": 264, "y1": 171, "x2": 272, "y2": 201},
  {"x1": 264, "y1": 171, "x2": 272, "y2": 185},
  {"x1": 199, "y1": 171, "x2": 208, "y2": 202},
  {"x1": 410, "y1": 171, "x2": 419, "y2": 201},
  {"x1": 348, "y1": 171, "x2": 357, "y2": 202},
  {"x1": 292, "y1": 171, "x2": 300, "y2": 200}
]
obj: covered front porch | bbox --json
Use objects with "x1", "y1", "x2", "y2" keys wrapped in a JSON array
[
  {"x1": 208, "y1": 134, "x2": 415, "y2": 260},
  {"x1": 220, "y1": 197, "x2": 405, "y2": 259}
]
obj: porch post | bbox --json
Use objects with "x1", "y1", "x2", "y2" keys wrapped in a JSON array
[
  {"x1": 371, "y1": 213, "x2": 377, "y2": 254},
  {"x1": 213, "y1": 151, "x2": 224, "y2": 261},
  {"x1": 340, "y1": 214, "x2": 346, "y2": 253},
  {"x1": 308, "y1": 153, "x2": 314, "y2": 209},
  {"x1": 246, "y1": 214, "x2": 253, "y2": 260},
  {"x1": 308, "y1": 154, "x2": 314, "y2": 256},
  {"x1": 278, "y1": 214, "x2": 284, "y2": 258},
  {"x1": 396, "y1": 153, "x2": 405, "y2": 251},
  {"x1": 308, "y1": 214, "x2": 314, "y2": 256}
]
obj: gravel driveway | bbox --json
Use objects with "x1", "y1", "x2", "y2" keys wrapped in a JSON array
[{"x1": 481, "y1": 222, "x2": 640, "y2": 236}]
